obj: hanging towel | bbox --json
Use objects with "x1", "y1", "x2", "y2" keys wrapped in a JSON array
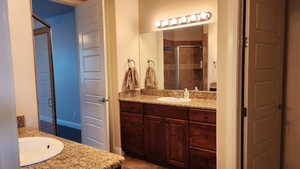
[
  {"x1": 122, "y1": 67, "x2": 140, "y2": 91},
  {"x1": 145, "y1": 66, "x2": 158, "y2": 89}
]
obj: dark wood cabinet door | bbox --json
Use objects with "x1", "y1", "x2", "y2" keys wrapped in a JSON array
[
  {"x1": 120, "y1": 112, "x2": 144, "y2": 156},
  {"x1": 190, "y1": 148, "x2": 216, "y2": 169},
  {"x1": 144, "y1": 115, "x2": 166, "y2": 163},
  {"x1": 166, "y1": 118, "x2": 189, "y2": 168}
]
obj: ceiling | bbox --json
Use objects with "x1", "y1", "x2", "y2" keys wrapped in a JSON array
[{"x1": 32, "y1": 0, "x2": 74, "y2": 19}]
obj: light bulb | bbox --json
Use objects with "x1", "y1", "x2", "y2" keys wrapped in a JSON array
[
  {"x1": 180, "y1": 16, "x2": 187, "y2": 23},
  {"x1": 197, "y1": 14, "x2": 201, "y2": 21},
  {"x1": 161, "y1": 19, "x2": 169, "y2": 27},
  {"x1": 187, "y1": 16, "x2": 191, "y2": 23},
  {"x1": 199, "y1": 12, "x2": 210, "y2": 20},
  {"x1": 190, "y1": 14, "x2": 197, "y2": 22},
  {"x1": 155, "y1": 21, "x2": 161, "y2": 28},
  {"x1": 170, "y1": 18, "x2": 178, "y2": 25}
]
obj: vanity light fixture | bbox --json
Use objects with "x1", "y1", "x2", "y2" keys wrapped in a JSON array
[{"x1": 155, "y1": 11, "x2": 212, "y2": 29}]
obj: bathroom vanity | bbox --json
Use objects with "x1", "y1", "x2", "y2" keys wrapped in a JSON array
[
  {"x1": 119, "y1": 95, "x2": 216, "y2": 169},
  {"x1": 120, "y1": 16, "x2": 217, "y2": 169}
]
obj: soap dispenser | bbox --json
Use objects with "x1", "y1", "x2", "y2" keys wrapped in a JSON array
[{"x1": 183, "y1": 88, "x2": 190, "y2": 99}]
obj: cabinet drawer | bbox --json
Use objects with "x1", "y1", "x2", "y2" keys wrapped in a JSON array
[
  {"x1": 189, "y1": 109, "x2": 216, "y2": 123},
  {"x1": 189, "y1": 122, "x2": 216, "y2": 150},
  {"x1": 120, "y1": 101, "x2": 142, "y2": 114},
  {"x1": 190, "y1": 148, "x2": 216, "y2": 169},
  {"x1": 144, "y1": 104, "x2": 188, "y2": 120}
]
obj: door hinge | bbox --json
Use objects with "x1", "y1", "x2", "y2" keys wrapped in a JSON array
[
  {"x1": 278, "y1": 104, "x2": 283, "y2": 111},
  {"x1": 243, "y1": 37, "x2": 249, "y2": 48},
  {"x1": 242, "y1": 107, "x2": 247, "y2": 117}
]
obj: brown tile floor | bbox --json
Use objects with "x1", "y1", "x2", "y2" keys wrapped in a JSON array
[{"x1": 122, "y1": 157, "x2": 169, "y2": 169}]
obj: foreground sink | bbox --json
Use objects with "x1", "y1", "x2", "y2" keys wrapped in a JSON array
[
  {"x1": 19, "y1": 137, "x2": 64, "y2": 167},
  {"x1": 157, "y1": 97, "x2": 191, "y2": 103}
]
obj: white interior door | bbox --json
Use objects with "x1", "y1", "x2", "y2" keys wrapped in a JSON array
[
  {"x1": 244, "y1": 0, "x2": 285, "y2": 168},
  {"x1": 76, "y1": 0, "x2": 109, "y2": 151}
]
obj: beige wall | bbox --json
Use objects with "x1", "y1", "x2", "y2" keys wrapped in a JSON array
[
  {"x1": 217, "y1": 0, "x2": 241, "y2": 168},
  {"x1": 207, "y1": 23, "x2": 218, "y2": 85},
  {"x1": 115, "y1": 0, "x2": 140, "y2": 92},
  {"x1": 139, "y1": 0, "x2": 217, "y2": 33},
  {"x1": 8, "y1": 0, "x2": 39, "y2": 129},
  {"x1": 283, "y1": 0, "x2": 300, "y2": 168},
  {"x1": 139, "y1": 31, "x2": 164, "y2": 89},
  {"x1": 0, "y1": 0, "x2": 19, "y2": 168},
  {"x1": 111, "y1": 0, "x2": 140, "y2": 153}
]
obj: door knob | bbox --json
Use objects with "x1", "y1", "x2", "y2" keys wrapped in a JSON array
[{"x1": 99, "y1": 98, "x2": 109, "y2": 103}]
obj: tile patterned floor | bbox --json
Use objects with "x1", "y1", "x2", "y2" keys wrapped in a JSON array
[{"x1": 122, "y1": 157, "x2": 168, "y2": 169}]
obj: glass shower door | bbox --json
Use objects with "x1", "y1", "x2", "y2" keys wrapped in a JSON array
[
  {"x1": 176, "y1": 45, "x2": 203, "y2": 90},
  {"x1": 33, "y1": 16, "x2": 57, "y2": 135}
]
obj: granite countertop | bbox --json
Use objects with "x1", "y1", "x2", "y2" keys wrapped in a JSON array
[
  {"x1": 119, "y1": 95, "x2": 216, "y2": 110},
  {"x1": 19, "y1": 128, "x2": 124, "y2": 169}
]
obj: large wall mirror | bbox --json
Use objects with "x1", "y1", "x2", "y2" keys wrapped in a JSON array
[{"x1": 139, "y1": 24, "x2": 217, "y2": 92}]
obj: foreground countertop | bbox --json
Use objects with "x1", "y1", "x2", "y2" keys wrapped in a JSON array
[
  {"x1": 19, "y1": 128, "x2": 124, "y2": 169},
  {"x1": 119, "y1": 95, "x2": 216, "y2": 110}
]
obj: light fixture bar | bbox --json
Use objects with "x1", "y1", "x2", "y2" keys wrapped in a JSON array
[{"x1": 155, "y1": 11, "x2": 212, "y2": 29}]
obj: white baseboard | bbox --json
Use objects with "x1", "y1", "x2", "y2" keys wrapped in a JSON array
[{"x1": 40, "y1": 115, "x2": 81, "y2": 130}]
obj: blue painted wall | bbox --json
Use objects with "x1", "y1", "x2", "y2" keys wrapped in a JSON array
[
  {"x1": 32, "y1": 0, "x2": 74, "y2": 18},
  {"x1": 44, "y1": 11, "x2": 81, "y2": 129}
]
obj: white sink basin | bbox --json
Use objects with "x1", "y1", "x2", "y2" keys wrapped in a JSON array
[
  {"x1": 157, "y1": 97, "x2": 191, "y2": 103},
  {"x1": 19, "y1": 137, "x2": 64, "y2": 167}
]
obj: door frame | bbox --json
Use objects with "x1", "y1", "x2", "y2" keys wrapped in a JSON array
[
  {"x1": 241, "y1": 0, "x2": 286, "y2": 168},
  {"x1": 217, "y1": 0, "x2": 244, "y2": 169},
  {"x1": 32, "y1": 14, "x2": 58, "y2": 135}
]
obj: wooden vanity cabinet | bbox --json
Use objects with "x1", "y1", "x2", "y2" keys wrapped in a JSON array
[
  {"x1": 120, "y1": 102, "x2": 144, "y2": 156},
  {"x1": 166, "y1": 118, "x2": 189, "y2": 168},
  {"x1": 189, "y1": 109, "x2": 216, "y2": 169},
  {"x1": 144, "y1": 115, "x2": 167, "y2": 163},
  {"x1": 120, "y1": 101, "x2": 216, "y2": 169},
  {"x1": 190, "y1": 148, "x2": 216, "y2": 169}
]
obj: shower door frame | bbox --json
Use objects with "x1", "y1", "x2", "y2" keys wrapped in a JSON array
[
  {"x1": 33, "y1": 14, "x2": 57, "y2": 135},
  {"x1": 175, "y1": 45, "x2": 205, "y2": 90}
]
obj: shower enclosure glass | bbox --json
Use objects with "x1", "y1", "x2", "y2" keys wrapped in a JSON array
[{"x1": 175, "y1": 45, "x2": 203, "y2": 90}]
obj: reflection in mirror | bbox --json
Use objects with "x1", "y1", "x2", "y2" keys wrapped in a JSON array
[{"x1": 140, "y1": 25, "x2": 217, "y2": 92}]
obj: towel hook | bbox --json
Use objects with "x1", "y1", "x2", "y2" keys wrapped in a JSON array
[{"x1": 128, "y1": 59, "x2": 135, "y2": 68}]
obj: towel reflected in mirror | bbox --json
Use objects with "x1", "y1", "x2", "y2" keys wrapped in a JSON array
[{"x1": 145, "y1": 66, "x2": 158, "y2": 89}]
